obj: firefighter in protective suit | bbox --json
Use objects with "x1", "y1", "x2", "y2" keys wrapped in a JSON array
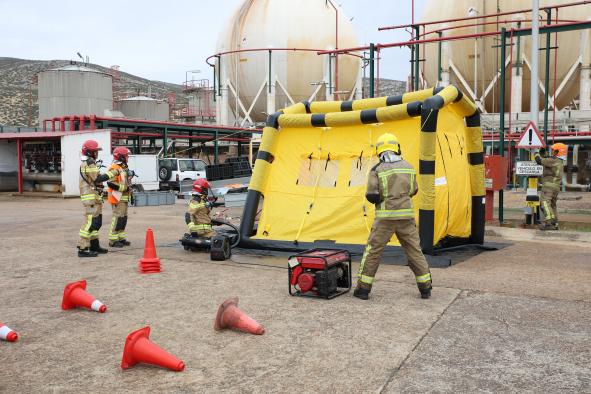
[
  {"x1": 78, "y1": 140, "x2": 120, "y2": 257},
  {"x1": 107, "y1": 147, "x2": 134, "y2": 247},
  {"x1": 354, "y1": 133, "x2": 432, "y2": 300},
  {"x1": 185, "y1": 179, "x2": 216, "y2": 238},
  {"x1": 535, "y1": 143, "x2": 566, "y2": 230}
]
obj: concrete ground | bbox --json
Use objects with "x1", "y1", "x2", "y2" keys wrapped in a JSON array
[{"x1": 0, "y1": 195, "x2": 590, "y2": 393}]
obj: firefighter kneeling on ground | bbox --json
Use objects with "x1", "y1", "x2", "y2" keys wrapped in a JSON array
[
  {"x1": 354, "y1": 133, "x2": 433, "y2": 300},
  {"x1": 185, "y1": 179, "x2": 216, "y2": 238},
  {"x1": 107, "y1": 147, "x2": 134, "y2": 247},
  {"x1": 78, "y1": 140, "x2": 121, "y2": 257},
  {"x1": 535, "y1": 143, "x2": 566, "y2": 231}
]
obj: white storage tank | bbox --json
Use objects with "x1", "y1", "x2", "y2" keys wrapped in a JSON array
[
  {"x1": 216, "y1": 0, "x2": 360, "y2": 122},
  {"x1": 421, "y1": 0, "x2": 591, "y2": 112},
  {"x1": 120, "y1": 96, "x2": 170, "y2": 121},
  {"x1": 38, "y1": 64, "x2": 113, "y2": 123}
]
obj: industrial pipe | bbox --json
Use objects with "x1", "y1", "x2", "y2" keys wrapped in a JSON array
[
  {"x1": 205, "y1": 47, "x2": 362, "y2": 67},
  {"x1": 377, "y1": 0, "x2": 591, "y2": 31},
  {"x1": 17, "y1": 139, "x2": 23, "y2": 194}
]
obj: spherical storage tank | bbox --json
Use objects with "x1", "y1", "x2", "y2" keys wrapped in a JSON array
[
  {"x1": 216, "y1": 0, "x2": 360, "y2": 122},
  {"x1": 38, "y1": 65, "x2": 113, "y2": 123},
  {"x1": 120, "y1": 96, "x2": 170, "y2": 121},
  {"x1": 421, "y1": 0, "x2": 591, "y2": 112}
]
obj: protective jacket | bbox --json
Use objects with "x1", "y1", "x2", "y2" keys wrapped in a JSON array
[
  {"x1": 186, "y1": 195, "x2": 214, "y2": 235},
  {"x1": 107, "y1": 163, "x2": 131, "y2": 205},
  {"x1": 535, "y1": 154, "x2": 563, "y2": 191},
  {"x1": 365, "y1": 159, "x2": 418, "y2": 220},
  {"x1": 79, "y1": 159, "x2": 118, "y2": 205}
]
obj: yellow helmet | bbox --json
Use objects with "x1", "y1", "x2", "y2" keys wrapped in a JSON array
[
  {"x1": 551, "y1": 143, "x2": 567, "y2": 158},
  {"x1": 376, "y1": 133, "x2": 401, "y2": 156}
]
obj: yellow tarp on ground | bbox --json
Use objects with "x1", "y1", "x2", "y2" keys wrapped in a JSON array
[{"x1": 253, "y1": 111, "x2": 470, "y2": 246}]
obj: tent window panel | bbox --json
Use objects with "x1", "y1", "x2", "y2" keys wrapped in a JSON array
[
  {"x1": 349, "y1": 157, "x2": 379, "y2": 187},
  {"x1": 296, "y1": 158, "x2": 339, "y2": 188}
]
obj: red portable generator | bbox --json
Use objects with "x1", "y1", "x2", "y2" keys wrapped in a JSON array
[{"x1": 288, "y1": 249, "x2": 352, "y2": 299}]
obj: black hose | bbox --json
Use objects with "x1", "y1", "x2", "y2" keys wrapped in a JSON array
[{"x1": 211, "y1": 219, "x2": 241, "y2": 248}]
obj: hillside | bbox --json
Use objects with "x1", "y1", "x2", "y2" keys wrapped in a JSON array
[
  {"x1": 0, "y1": 57, "x2": 187, "y2": 126},
  {"x1": 0, "y1": 57, "x2": 407, "y2": 126}
]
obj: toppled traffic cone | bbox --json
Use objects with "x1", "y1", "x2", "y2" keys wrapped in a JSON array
[
  {"x1": 61, "y1": 279, "x2": 107, "y2": 313},
  {"x1": 214, "y1": 297, "x2": 265, "y2": 335},
  {"x1": 139, "y1": 228, "x2": 161, "y2": 274},
  {"x1": 0, "y1": 322, "x2": 18, "y2": 342},
  {"x1": 121, "y1": 326, "x2": 185, "y2": 371}
]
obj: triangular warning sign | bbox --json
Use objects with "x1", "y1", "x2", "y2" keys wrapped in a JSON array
[{"x1": 515, "y1": 121, "x2": 546, "y2": 149}]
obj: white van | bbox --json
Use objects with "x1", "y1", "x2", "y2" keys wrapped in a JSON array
[{"x1": 158, "y1": 158, "x2": 207, "y2": 190}]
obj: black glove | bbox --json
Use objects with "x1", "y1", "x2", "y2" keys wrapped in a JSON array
[
  {"x1": 127, "y1": 169, "x2": 136, "y2": 178},
  {"x1": 539, "y1": 147, "x2": 547, "y2": 157},
  {"x1": 107, "y1": 181, "x2": 118, "y2": 190}
]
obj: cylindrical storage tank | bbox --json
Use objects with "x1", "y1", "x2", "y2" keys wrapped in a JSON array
[
  {"x1": 38, "y1": 65, "x2": 113, "y2": 123},
  {"x1": 421, "y1": 0, "x2": 591, "y2": 112},
  {"x1": 216, "y1": 0, "x2": 360, "y2": 123},
  {"x1": 119, "y1": 96, "x2": 170, "y2": 121}
]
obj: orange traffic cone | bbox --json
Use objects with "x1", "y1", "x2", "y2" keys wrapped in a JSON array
[
  {"x1": 139, "y1": 228, "x2": 161, "y2": 274},
  {"x1": 121, "y1": 326, "x2": 185, "y2": 371},
  {"x1": 61, "y1": 280, "x2": 107, "y2": 313},
  {"x1": 0, "y1": 322, "x2": 18, "y2": 342},
  {"x1": 214, "y1": 297, "x2": 265, "y2": 335}
]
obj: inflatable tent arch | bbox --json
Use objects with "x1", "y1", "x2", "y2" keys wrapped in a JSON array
[{"x1": 239, "y1": 85, "x2": 485, "y2": 254}]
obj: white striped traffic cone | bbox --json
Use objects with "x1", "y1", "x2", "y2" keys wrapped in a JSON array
[{"x1": 0, "y1": 322, "x2": 18, "y2": 342}]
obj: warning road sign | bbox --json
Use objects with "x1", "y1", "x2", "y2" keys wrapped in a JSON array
[{"x1": 516, "y1": 121, "x2": 546, "y2": 149}]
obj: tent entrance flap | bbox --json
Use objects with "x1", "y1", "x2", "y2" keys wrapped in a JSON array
[{"x1": 239, "y1": 86, "x2": 485, "y2": 253}]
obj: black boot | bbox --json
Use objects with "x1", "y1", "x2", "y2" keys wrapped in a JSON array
[
  {"x1": 119, "y1": 239, "x2": 131, "y2": 246},
  {"x1": 420, "y1": 287, "x2": 432, "y2": 299},
  {"x1": 109, "y1": 240, "x2": 124, "y2": 248},
  {"x1": 78, "y1": 247, "x2": 98, "y2": 258},
  {"x1": 353, "y1": 287, "x2": 370, "y2": 300},
  {"x1": 90, "y1": 239, "x2": 108, "y2": 254}
]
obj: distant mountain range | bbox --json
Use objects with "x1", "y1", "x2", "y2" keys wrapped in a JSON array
[
  {"x1": 0, "y1": 57, "x2": 406, "y2": 126},
  {"x1": 0, "y1": 57, "x2": 187, "y2": 126}
]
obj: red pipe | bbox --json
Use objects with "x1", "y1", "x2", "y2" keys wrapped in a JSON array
[
  {"x1": 79, "y1": 115, "x2": 85, "y2": 131},
  {"x1": 89, "y1": 114, "x2": 96, "y2": 130},
  {"x1": 378, "y1": 0, "x2": 591, "y2": 31},
  {"x1": 60, "y1": 117, "x2": 66, "y2": 132},
  {"x1": 93, "y1": 116, "x2": 260, "y2": 133},
  {"x1": 319, "y1": 20, "x2": 591, "y2": 55},
  {"x1": 17, "y1": 139, "x2": 23, "y2": 194},
  {"x1": 51, "y1": 119, "x2": 56, "y2": 132},
  {"x1": 205, "y1": 47, "x2": 362, "y2": 66},
  {"x1": 69, "y1": 116, "x2": 75, "y2": 132},
  {"x1": 420, "y1": 18, "x2": 580, "y2": 39}
]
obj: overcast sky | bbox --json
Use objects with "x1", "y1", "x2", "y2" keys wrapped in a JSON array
[{"x1": 1, "y1": 0, "x2": 426, "y2": 84}]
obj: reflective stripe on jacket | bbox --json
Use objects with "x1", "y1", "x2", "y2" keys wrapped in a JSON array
[{"x1": 366, "y1": 160, "x2": 418, "y2": 220}]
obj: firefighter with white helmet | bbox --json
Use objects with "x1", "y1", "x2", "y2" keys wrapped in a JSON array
[
  {"x1": 185, "y1": 178, "x2": 216, "y2": 238},
  {"x1": 77, "y1": 140, "x2": 121, "y2": 257},
  {"x1": 535, "y1": 143, "x2": 566, "y2": 230},
  {"x1": 107, "y1": 146, "x2": 134, "y2": 247},
  {"x1": 354, "y1": 132, "x2": 432, "y2": 300}
]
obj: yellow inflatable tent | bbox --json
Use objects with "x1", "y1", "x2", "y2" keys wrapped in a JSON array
[{"x1": 239, "y1": 86, "x2": 485, "y2": 254}]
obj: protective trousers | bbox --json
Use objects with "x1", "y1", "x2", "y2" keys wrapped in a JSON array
[
  {"x1": 109, "y1": 202, "x2": 129, "y2": 242},
  {"x1": 357, "y1": 218, "x2": 432, "y2": 291},
  {"x1": 78, "y1": 203, "x2": 103, "y2": 249},
  {"x1": 540, "y1": 188, "x2": 559, "y2": 224}
]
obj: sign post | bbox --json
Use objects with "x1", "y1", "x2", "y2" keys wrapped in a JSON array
[{"x1": 515, "y1": 121, "x2": 546, "y2": 226}]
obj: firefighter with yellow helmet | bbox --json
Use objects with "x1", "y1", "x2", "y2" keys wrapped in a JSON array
[
  {"x1": 77, "y1": 140, "x2": 121, "y2": 257},
  {"x1": 354, "y1": 133, "x2": 432, "y2": 300},
  {"x1": 535, "y1": 143, "x2": 566, "y2": 230}
]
